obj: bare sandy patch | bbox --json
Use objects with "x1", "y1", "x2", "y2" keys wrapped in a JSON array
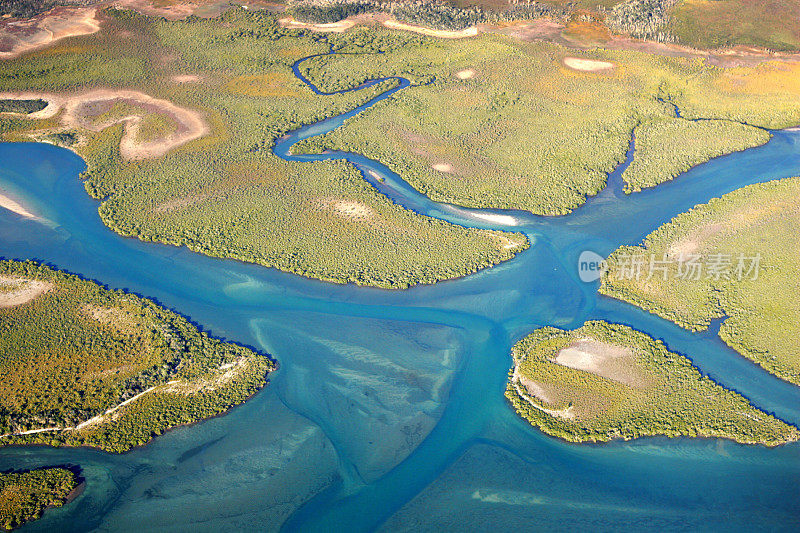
[
  {"x1": 494, "y1": 234, "x2": 525, "y2": 250},
  {"x1": 563, "y1": 57, "x2": 615, "y2": 72},
  {"x1": 162, "y1": 357, "x2": 249, "y2": 395},
  {"x1": 326, "y1": 199, "x2": 376, "y2": 221},
  {"x1": 0, "y1": 90, "x2": 209, "y2": 160},
  {"x1": 367, "y1": 169, "x2": 384, "y2": 182},
  {"x1": 82, "y1": 304, "x2": 140, "y2": 334},
  {"x1": 112, "y1": 0, "x2": 229, "y2": 21},
  {"x1": 555, "y1": 339, "x2": 647, "y2": 387},
  {"x1": 171, "y1": 74, "x2": 203, "y2": 84},
  {"x1": 0, "y1": 276, "x2": 53, "y2": 308},
  {"x1": 154, "y1": 193, "x2": 210, "y2": 213},
  {"x1": 667, "y1": 223, "x2": 723, "y2": 259},
  {"x1": 432, "y1": 162, "x2": 453, "y2": 173},
  {"x1": 0, "y1": 7, "x2": 100, "y2": 60},
  {"x1": 279, "y1": 16, "x2": 357, "y2": 33},
  {"x1": 455, "y1": 69, "x2": 476, "y2": 80},
  {"x1": 383, "y1": 19, "x2": 478, "y2": 39}
]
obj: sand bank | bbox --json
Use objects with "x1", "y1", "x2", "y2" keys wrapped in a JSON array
[
  {"x1": 279, "y1": 16, "x2": 357, "y2": 32},
  {"x1": 383, "y1": 19, "x2": 478, "y2": 38},
  {"x1": 0, "y1": 191, "x2": 38, "y2": 220},
  {"x1": 470, "y1": 212, "x2": 520, "y2": 226}
]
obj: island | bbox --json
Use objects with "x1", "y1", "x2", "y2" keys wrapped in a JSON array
[
  {"x1": 506, "y1": 321, "x2": 799, "y2": 445},
  {"x1": 0, "y1": 467, "x2": 78, "y2": 531},
  {"x1": 0, "y1": 259, "x2": 274, "y2": 453}
]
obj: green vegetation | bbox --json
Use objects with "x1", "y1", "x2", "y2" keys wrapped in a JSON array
[
  {"x1": 0, "y1": 99, "x2": 47, "y2": 114},
  {"x1": 0, "y1": 8, "x2": 527, "y2": 288},
  {"x1": 506, "y1": 321, "x2": 799, "y2": 444},
  {"x1": 295, "y1": 29, "x2": 800, "y2": 214},
  {"x1": 40, "y1": 131, "x2": 77, "y2": 147},
  {"x1": 0, "y1": 0, "x2": 76, "y2": 18},
  {"x1": 287, "y1": 0, "x2": 567, "y2": 30},
  {"x1": 622, "y1": 117, "x2": 770, "y2": 192},
  {"x1": 0, "y1": 467, "x2": 77, "y2": 531},
  {"x1": 0, "y1": 259, "x2": 274, "y2": 453},
  {"x1": 600, "y1": 177, "x2": 800, "y2": 386},
  {"x1": 288, "y1": 0, "x2": 376, "y2": 24},
  {"x1": 602, "y1": 0, "x2": 676, "y2": 42},
  {"x1": 670, "y1": 0, "x2": 800, "y2": 51}
]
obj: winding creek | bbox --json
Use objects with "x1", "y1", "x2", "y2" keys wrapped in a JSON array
[{"x1": 0, "y1": 50, "x2": 799, "y2": 530}]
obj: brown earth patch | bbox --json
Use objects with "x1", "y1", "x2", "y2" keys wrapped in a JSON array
[
  {"x1": 154, "y1": 193, "x2": 210, "y2": 213},
  {"x1": 0, "y1": 276, "x2": 53, "y2": 308},
  {"x1": 0, "y1": 7, "x2": 100, "y2": 60},
  {"x1": 0, "y1": 89, "x2": 209, "y2": 159},
  {"x1": 82, "y1": 304, "x2": 140, "y2": 334},
  {"x1": 554, "y1": 338, "x2": 649, "y2": 387}
]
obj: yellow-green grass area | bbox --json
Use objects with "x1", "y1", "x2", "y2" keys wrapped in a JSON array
[
  {"x1": 671, "y1": 60, "x2": 800, "y2": 128},
  {"x1": 0, "y1": 468, "x2": 77, "y2": 531},
  {"x1": 600, "y1": 177, "x2": 800, "y2": 386},
  {"x1": 293, "y1": 27, "x2": 800, "y2": 214},
  {"x1": 506, "y1": 321, "x2": 799, "y2": 444},
  {"x1": 669, "y1": 0, "x2": 800, "y2": 51},
  {"x1": 0, "y1": 9, "x2": 527, "y2": 289},
  {"x1": 622, "y1": 117, "x2": 770, "y2": 192},
  {"x1": 0, "y1": 260, "x2": 274, "y2": 453},
  {"x1": 76, "y1": 100, "x2": 179, "y2": 145}
]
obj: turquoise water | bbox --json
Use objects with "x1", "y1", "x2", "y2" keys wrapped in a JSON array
[{"x1": 1, "y1": 67, "x2": 800, "y2": 530}]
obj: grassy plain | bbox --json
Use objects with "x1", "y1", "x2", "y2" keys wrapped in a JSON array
[
  {"x1": 600, "y1": 177, "x2": 800, "y2": 386},
  {"x1": 0, "y1": 467, "x2": 77, "y2": 531},
  {"x1": 0, "y1": 260, "x2": 274, "y2": 453},
  {"x1": 507, "y1": 321, "x2": 799, "y2": 444},
  {"x1": 296, "y1": 27, "x2": 800, "y2": 214},
  {"x1": 670, "y1": 0, "x2": 800, "y2": 51},
  {"x1": 0, "y1": 9, "x2": 526, "y2": 289},
  {"x1": 622, "y1": 117, "x2": 770, "y2": 192}
]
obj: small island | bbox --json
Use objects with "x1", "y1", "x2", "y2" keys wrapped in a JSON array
[
  {"x1": 0, "y1": 260, "x2": 275, "y2": 453},
  {"x1": 506, "y1": 321, "x2": 799, "y2": 445},
  {"x1": 0, "y1": 467, "x2": 78, "y2": 531}
]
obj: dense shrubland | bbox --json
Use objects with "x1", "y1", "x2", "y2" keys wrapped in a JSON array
[
  {"x1": 296, "y1": 29, "x2": 800, "y2": 214},
  {"x1": 0, "y1": 99, "x2": 47, "y2": 114},
  {"x1": 0, "y1": 0, "x2": 89, "y2": 18},
  {"x1": 507, "y1": 321, "x2": 799, "y2": 444},
  {"x1": 601, "y1": 0, "x2": 676, "y2": 42},
  {"x1": 0, "y1": 260, "x2": 274, "y2": 452},
  {"x1": 601, "y1": 178, "x2": 800, "y2": 386},
  {"x1": 622, "y1": 117, "x2": 770, "y2": 192},
  {"x1": 0, "y1": 8, "x2": 526, "y2": 288},
  {"x1": 286, "y1": 0, "x2": 567, "y2": 30},
  {"x1": 0, "y1": 467, "x2": 77, "y2": 530}
]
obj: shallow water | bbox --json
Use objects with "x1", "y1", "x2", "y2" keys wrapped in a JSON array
[{"x1": 0, "y1": 61, "x2": 799, "y2": 531}]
